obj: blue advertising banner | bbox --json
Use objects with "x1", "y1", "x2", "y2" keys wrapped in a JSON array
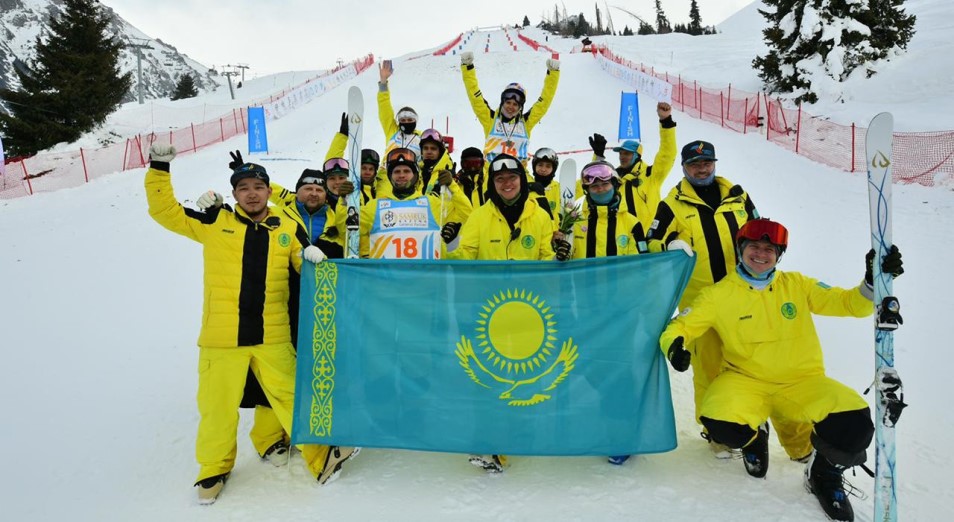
[
  {"x1": 292, "y1": 254, "x2": 694, "y2": 456},
  {"x1": 618, "y1": 92, "x2": 640, "y2": 141},
  {"x1": 247, "y1": 106, "x2": 268, "y2": 153}
]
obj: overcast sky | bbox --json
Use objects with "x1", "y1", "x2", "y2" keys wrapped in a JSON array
[{"x1": 105, "y1": 0, "x2": 755, "y2": 75}]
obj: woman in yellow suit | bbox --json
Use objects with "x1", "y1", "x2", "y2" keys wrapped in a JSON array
[
  {"x1": 660, "y1": 218, "x2": 904, "y2": 522},
  {"x1": 570, "y1": 161, "x2": 649, "y2": 259},
  {"x1": 459, "y1": 51, "x2": 559, "y2": 172}
]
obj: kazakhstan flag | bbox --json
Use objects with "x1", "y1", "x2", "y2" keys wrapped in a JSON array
[{"x1": 292, "y1": 253, "x2": 694, "y2": 456}]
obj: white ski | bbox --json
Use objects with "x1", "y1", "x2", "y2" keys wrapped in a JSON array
[
  {"x1": 345, "y1": 86, "x2": 364, "y2": 259},
  {"x1": 866, "y1": 112, "x2": 903, "y2": 522}
]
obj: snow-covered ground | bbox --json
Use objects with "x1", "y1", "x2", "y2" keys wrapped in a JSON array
[{"x1": 2, "y1": 1, "x2": 952, "y2": 520}]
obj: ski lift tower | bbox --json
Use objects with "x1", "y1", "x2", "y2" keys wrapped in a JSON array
[{"x1": 128, "y1": 38, "x2": 152, "y2": 104}]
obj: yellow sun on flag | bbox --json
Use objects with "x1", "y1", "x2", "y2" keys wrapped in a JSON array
[{"x1": 475, "y1": 289, "x2": 557, "y2": 375}]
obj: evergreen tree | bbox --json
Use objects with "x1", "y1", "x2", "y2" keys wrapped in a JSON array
[
  {"x1": 171, "y1": 73, "x2": 199, "y2": 101},
  {"x1": 622, "y1": 25, "x2": 634, "y2": 37},
  {"x1": 0, "y1": 0, "x2": 131, "y2": 156},
  {"x1": 753, "y1": 0, "x2": 915, "y2": 104},
  {"x1": 522, "y1": 15, "x2": 531, "y2": 27},
  {"x1": 688, "y1": 0, "x2": 703, "y2": 35},
  {"x1": 654, "y1": 0, "x2": 672, "y2": 34},
  {"x1": 573, "y1": 13, "x2": 591, "y2": 38},
  {"x1": 638, "y1": 22, "x2": 655, "y2": 35}
]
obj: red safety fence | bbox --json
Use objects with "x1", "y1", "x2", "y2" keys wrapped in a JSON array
[
  {"x1": 1, "y1": 54, "x2": 375, "y2": 199},
  {"x1": 516, "y1": 32, "x2": 558, "y2": 56},
  {"x1": 591, "y1": 45, "x2": 954, "y2": 187},
  {"x1": 433, "y1": 34, "x2": 464, "y2": 56}
]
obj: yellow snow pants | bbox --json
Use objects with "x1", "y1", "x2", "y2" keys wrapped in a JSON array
[
  {"x1": 250, "y1": 405, "x2": 287, "y2": 457},
  {"x1": 691, "y1": 329, "x2": 813, "y2": 460},
  {"x1": 699, "y1": 371, "x2": 870, "y2": 443},
  {"x1": 195, "y1": 343, "x2": 330, "y2": 482}
]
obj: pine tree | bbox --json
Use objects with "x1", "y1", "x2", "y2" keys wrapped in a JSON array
[
  {"x1": 688, "y1": 0, "x2": 703, "y2": 35},
  {"x1": 171, "y1": 73, "x2": 199, "y2": 101},
  {"x1": 0, "y1": 0, "x2": 131, "y2": 156},
  {"x1": 622, "y1": 25, "x2": 634, "y2": 37},
  {"x1": 753, "y1": 0, "x2": 915, "y2": 104},
  {"x1": 654, "y1": 0, "x2": 672, "y2": 34},
  {"x1": 522, "y1": 15, "x2": 531, "y2": 27},
  {"x1": 638, "y1": 22, "x2": 655, "y2": 35}
]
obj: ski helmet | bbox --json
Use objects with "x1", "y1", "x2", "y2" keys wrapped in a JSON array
[
  {"x1": 736, "y1": 218, "x2": 789, "y2": 255},
  {"x1": 500, "y1": 83, "x2": 526, "y2": 107}
]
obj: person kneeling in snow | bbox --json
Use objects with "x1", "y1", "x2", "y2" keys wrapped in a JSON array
[{"x1": 660, "y1": 218, "x2": 904, "y2": 522}]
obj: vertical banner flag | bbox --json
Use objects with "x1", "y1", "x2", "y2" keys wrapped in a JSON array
[
  {"x1": 0, "y1": 133, "x2": 5, "y2": 178},
  {"x1": 618, "y1": 92, "x2": 640, "y2": 141},
  {"x1": 292, "y1": 254, "x2": 694, "y2": 456},
  {"x1": 247, "y1": 106, "x2": 269, "y2": 154}
]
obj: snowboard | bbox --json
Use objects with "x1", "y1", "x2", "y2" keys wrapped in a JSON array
[
  {"x1": 866, "y1": 112, "x2": 903, "y2": 522},
  {"x1": 345, "y1": 86, "x2": 364, "y2": 259}
]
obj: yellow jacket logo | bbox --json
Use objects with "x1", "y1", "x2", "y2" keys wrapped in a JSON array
[{"x1": 455, "y1": 289, "x2": 578, "y2": 406}]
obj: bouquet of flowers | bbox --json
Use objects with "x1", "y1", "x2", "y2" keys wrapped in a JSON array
[{"x1": 558, "y1": 199, "x2": 584, "y2": 236}]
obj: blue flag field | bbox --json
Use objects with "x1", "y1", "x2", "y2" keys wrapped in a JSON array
[{"x1": 292, "y1": 253, "x2": 694, "y2": 456}]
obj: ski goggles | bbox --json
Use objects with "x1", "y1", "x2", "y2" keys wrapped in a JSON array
[
  {"x1": 461, "y1": 157, "x2": 484, "y2": 170},
  {"x1": 323, "y1": 157, "x2": 350, "y2": 174},
  {"x1": 490, "y1": 156, "x2": 522, "y2": 174},
  {"x1": 420, "y1": 128, "x2": 443, "y2": 142},
  {"x1": 533, "y1": 147, "x2": 558, "y2": 163},
  {"x1": 361, "y1": 149, "x2": 380, "y2": 166},
  {"x1": 386, "y1": 148, "x2": 417, "y2": 164},
  {"x1": 581, "y1": 162, "x2": 616, "y2": 184},
  {"x1": 736, "y1": 218, "x2": 789, "y2": 248}
]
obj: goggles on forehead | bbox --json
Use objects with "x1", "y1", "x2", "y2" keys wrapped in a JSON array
[
  {"x1": 362, "y1": 150, "x2": 380, "y2": 165},
  {"x1": 396, "y1": 109, "x2": 417, "y2": 122},
  {"x1": 581, "y1": 162, "x2": 616, "y2": 184},
  {"x1": 420, "y1": 128, "x2": 442, "y2": 142},
  {"x1": 323, "y1": 157, "x2": 350, "y2": 173},
  {"x1": 299, "y1": 176, "x2": 324, "y2": 186},
  {"x1": 386, "y1": 147, "x2": 417, "y2": 164},
  {"x1": 737, "y1": 218, "x2": 789, "y2": 249},
  {"x1": 491, "y1": 156, "x2": 521, "y2": 173},
  {"x1": 533, "y1": 147, "x2": 558, "y2": 162}
]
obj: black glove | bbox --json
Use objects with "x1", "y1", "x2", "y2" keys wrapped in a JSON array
[
  {"x1": 588, "y1": 133, "x2": 607, "y2": 157},
  {"x1": 337, "y1": 179, "x2": 355, "y2": 197},
  {"x1": 438, "y1": 169, "x2": 454, "y2": 186},
  {"x1": 667, "y1": 337, "x2": 691, "y2": 372},
  {"x1": 441, "y1": 222, "x2": 462, "y2": 243},
  {"x1": 339, "y1": 112, "x2": 349, "y2": 135},
  {"x1": 866, "y1": 245, "x2": 904, "y2": 285},
  {"x1": 228, "y1": 150, "x2": 244, "y2": 170},
  {"x1": 554, "y1": 238, "x2": 572, "y2": 261},
  {"x1": 527, "y1": 182, "x2": 546, "y2": 195}
]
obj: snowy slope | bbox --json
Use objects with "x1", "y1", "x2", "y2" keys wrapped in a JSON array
[{"x1": 2, "y1": 5, "x2": 953, "y2": 522}]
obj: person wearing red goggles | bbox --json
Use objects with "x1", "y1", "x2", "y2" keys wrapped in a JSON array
[{"x1": 662, "y1": 218, "x2": 904, "y2": 521}]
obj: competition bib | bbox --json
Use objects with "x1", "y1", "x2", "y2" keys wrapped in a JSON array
[
  {"x1": 369, "y1": 197, "x2": 441, "y2": 259},
  {"x1": 484, "y1": 117, "x2": 529, "y2": 162}
]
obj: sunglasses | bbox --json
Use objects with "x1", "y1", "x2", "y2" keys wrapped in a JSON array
[
  {"x1": 386, "y1": 148, "x2": 417, "y2": 164},
  {"x1": 581, "y1": 162, "x2": 615, "y2": 184},
  {"x1": 323, "y1": 157, "x2": 349, "y2": 172},
  {"x1": 737, "y1": 219, "x2": 789, "y2": 248},
  {"x1": 491, "y1": 156, "x2": 521, "y2": 172}
]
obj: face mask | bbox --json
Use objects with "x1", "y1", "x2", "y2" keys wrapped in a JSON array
[
  {"x1": 399, "y1": 121, "x2": 416, "y2": 134},
  {"x1": 683, "y1": 165, "x2": 717, "y2": 187},
  {"x1": 589, "y1": 188, "x2": 615, "y2": 205}
]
